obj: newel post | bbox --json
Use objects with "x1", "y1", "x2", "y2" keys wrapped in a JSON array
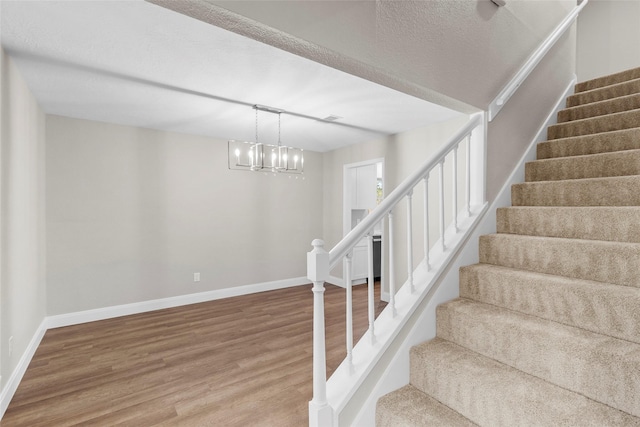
[{"x1": 308, "y1": 239, "x2": 333, "y2": 427}]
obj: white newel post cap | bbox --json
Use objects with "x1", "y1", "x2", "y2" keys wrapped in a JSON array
[{"x1": 307, "y1": 239, "x2": 329, "y2": 282}]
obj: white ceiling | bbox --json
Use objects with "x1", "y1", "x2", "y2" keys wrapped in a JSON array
[{"x1": 0, "y1": 0, "x2": 464, "y2": 152}]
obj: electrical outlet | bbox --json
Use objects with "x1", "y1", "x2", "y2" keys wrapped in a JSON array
[
  {"x1": 194, "y1": 272, "x2": 200, "y2": 282},
  {"x1": 9, "y1": 336, "x2": 14, "y2": 357}
]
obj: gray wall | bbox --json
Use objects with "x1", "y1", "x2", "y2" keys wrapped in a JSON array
[
  {"x1": 577, "y1": 0, "x2": 640, "y2": 82},
  {"x1": 0, "y1": 48, "x2": 47, "y2": 391},
  {"x1": 46, "y1": 116, "x2": 323, "y2": 315},
  {"x1": 487, "y1": 28, "x2": 576, "y2": 202},
  {"x1": 45, "y1": 114, "x2": 470, "y2": 316}
]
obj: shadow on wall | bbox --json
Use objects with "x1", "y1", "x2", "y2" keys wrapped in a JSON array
[{"x1": 477, "y1": 0, "x2": 502, "y2": 21}]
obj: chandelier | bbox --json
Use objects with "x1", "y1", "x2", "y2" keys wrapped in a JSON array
[{"x1": 228, "y1": 104, "x2": 304, "y2": 174}]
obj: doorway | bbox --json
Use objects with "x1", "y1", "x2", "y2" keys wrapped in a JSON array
[{"x1": 343, "y1": 159, "x2": 384, "y2": 295}]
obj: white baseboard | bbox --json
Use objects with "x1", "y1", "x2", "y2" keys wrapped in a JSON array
[
  {"x1": 0, "y1": 276, "x2": 307, "y2": 420},
  {"x1": 350, "y1": 76, "x2": 576, "y2": 427},
  {"x1": 46, "y1": 276, "x2": 309, "y2": 329},
  {"x1": 327, "y1": 276, "x2": 367, "y2": 289},
  {"x1": 328, "y1": 275, "x2": 344, "y2": 288},
  {"x1": 381, "y1": 291, "x2": 390, "y2": 302},
  {"x1": 0, "y1": 319, "x2": 48, "y2": 419}
]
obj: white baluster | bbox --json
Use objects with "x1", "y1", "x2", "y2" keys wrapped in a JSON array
[
  {"x1": 307, "y1": 239, "x2": 333, "y2": 427},
  {"x1": 423, "y1": 177, "x2": 429, "y2": 271},
  {"x1": 452, "y1": 145, "x2": 458, "y2": 233},
  {"x1": 367, "y1": 234, "x2": 375, "y2": 345},
  {"x1": 345, "y1": 252, "x2": 353, "y2": 367},
  {"x1": 406, "y1": 191, "x2": 414, "y2": 293},
  {"x1": 388, "y1": 211, "x2": 396, "y2": 317},
  {"x1": 466, "y1": 134, "x2": 471, "y2": 217},
  {"x1": 439, "y1": 160, "x2": 446, "y2": 252}
]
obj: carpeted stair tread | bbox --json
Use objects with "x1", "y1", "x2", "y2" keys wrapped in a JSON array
[
  {"x1": 436, "y1": 298, "x2": 640, "y2": 417},
  {"x1": 547, "y1": 109, "x2": 640, "y2": 139},
  {"x1": 479, "y1": 233, "x2": 640, "y2": 288},
  {"x1": 566, "y1": 78, "x2": 640, "y2": 108},
  {"x1": 558, "y1": 93, "x2": 640, "y2": 123},
  {"x1": 525, "y1": 149, "x2": 640, "y2": 182},
  {"x1": 537, "y1": 127, "x2": 640, "y2": 159},
  {"x1": 575, "y1": 67, "x2": 640, "y2": 93},
  {"x1": 410, "y1": 338, "x2": 640, "y2": 426},
  {"x1": 496, "y1": 206, "x2": 640, "y2": 242},
  {"x1": 511, "y1": 175, "x2": 640, "y2": 207},
  {"x1": 460, "y1": 263, "x2": 640, "y2": 344},
  {"x1": 376, "y1": 384, "x2": 477, "y2": 427}
]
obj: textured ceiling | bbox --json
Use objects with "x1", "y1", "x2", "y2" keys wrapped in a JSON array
[
  {"x1": 0, "y1": 0, "x2": 464, "y2": 152},
  {"x1": 182, "y1": 0, "x2": 574, "y2": 111}
]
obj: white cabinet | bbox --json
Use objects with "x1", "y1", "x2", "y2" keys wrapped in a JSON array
[
  {"x1": 351, "y1": 240, "x2": 368, "y2": 280},
  {"x1": 351, "y1": 164, "x2": 377, "y2": 210}
]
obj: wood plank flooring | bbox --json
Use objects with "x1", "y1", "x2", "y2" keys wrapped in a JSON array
[{"x1": 2, "y1": 283, "x2": 386, "y2": 426}]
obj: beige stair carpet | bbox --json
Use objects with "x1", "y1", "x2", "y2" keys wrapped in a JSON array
[
  {"x1": 547, "y1": 108, "x2": 640, "y2": 139},
  {"x1": 558, "y1": 93, "x2": 640, "y2": 122},
  {"x1": 377, "y1": 66, "x2": 640, "y2": 426},
  {"x1": 496, "y1": 206, "x2": 640, "y2": 242},
  {"x1": 525, "y1": 149, "x2": 640, "y2": 181},
  {"x1": 537, "y1": 127, "x2": 640, "y2": 159},
  {"x1": 566, "y1": 78, "x2": 640, "y2": 108}
]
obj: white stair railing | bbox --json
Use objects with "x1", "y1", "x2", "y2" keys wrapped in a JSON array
[{"x1": 308, "y1": 113, "x2": 485, "y2": 426}]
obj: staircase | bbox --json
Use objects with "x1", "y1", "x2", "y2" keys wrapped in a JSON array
[{"x1": 376, "y1": 67, "x2": 640, "y2": 426}]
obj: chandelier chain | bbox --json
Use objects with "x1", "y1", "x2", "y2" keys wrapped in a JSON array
[{"x1": 278, "y1": 113, "x2": 282, "y2": 147}]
